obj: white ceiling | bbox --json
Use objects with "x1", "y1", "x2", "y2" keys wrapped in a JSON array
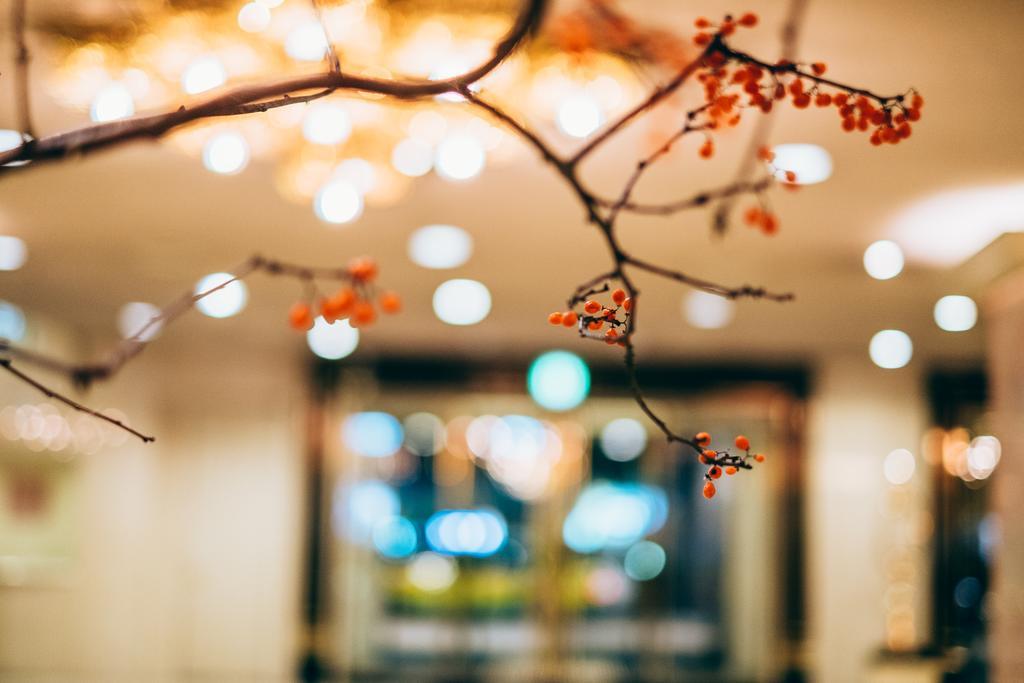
[{"x1": 1, "y1": 0, "x2": 1021, "y2": 375}]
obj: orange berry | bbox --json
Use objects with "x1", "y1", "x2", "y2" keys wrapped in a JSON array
[
  {"x1": 695, "y1": 432, "x2": 711, "y2": 447},
  {"x1": 793, "y1": 94, "x2": 811, "y2": 109},
  {"x1": 744, "y1": 206, "x2": 762, "y2": 226},
  {"x1": 703, "y1": 481, "x2": 717, "y2": 499},
  {"x1": 756, "y1": 146, "x2": 775, "y2": 162},
  {"x1": 588, "y1": 320, "x2": 603, "y2": 331},
  {"x1": 725, "y1": 466, "x2": 737, "y2": 475},
  {"x1": 784, "y1": 170, "x2": 797, "y2": 183},
  {"x1": 701, "y1": 449, "x2": 717, "y2": 463},
  {"x1": 834, "y1": 93, "x2": 849, "y2": 106},
  {"x1": 695, "y1": 17, "x2": 711, "y2": 28},
  {"x1": 911, "y1": 93, "x2": 924, "y2": 109},
  {"x1": 562, "y1": 311, "x2": 578, "y2": 327},
  {"x1": 735, "y1": 435, "x2": 750, "y2": 450},
  {"x1": 754, "y1": 453, "x2": 766, "y2": 463},
  {"x1": 815, "y1": 93, "x2": 832, "y2": 107},
  {"x1": 622, "y1": 297, "x2": 633, "y2": 312},
  {"x1": 548, "y1": 312, "x2": 564, "y2": 326},
  {"x1": 347, "y1": 256, "x2": 378, "y2": 282},
  {"x1": 699, "y1": 140, "x2": 714, "y2": 159},
  {"x1": 351, "y1": 300, "x2": 376, "y2": 327},
  {"x1": 811, "y1": 62, "x2": 827, "y2": 76},
  {"x1": 379, "y1": 291, "x2": 402, "y2": 314},
  {"x1": 611, "y1": 288, "x2": 627, "y2": 305},
  {"x1": 907, "y1": 107, "x2": 921, "y2": 122},
  {"x1": 708, "y1": 465, "x2": 722, "y2": 479},
  {"x1": 583, "y1": 300, "x2": 601, "y2": 315},
  {"x1": 738, "y1": 12, "x2": 758, "y2": 27},
  {"x1": 694, "y1": 32, "x2": 711, "y2": 47},
  {"x1": 604, "y1": 329, "x2": 619, "y2": 344},
  {"x1": 841, "y1": 116, "x2": 856, "y2": 132},
  {"x1": 760, "y1": 213, "x2": 778, "y2": 235},
  {"x1": 288, "y1": 302, "x2": 314, "y2": 331}
]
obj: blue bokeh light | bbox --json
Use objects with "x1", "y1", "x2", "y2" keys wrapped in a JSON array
[
  {"x1": 372, "y1": 516, "x2": 419, "y2": 559},
  {"x1": 527, "y1": 350, "x2": 590, "y2": 411},
  {"x1": 342, "y1": 411, "x2": 404, "y2": 458},
  {"x1": 562, "y1": 481, "x2": 668, "y2": 553},
  {"x1": 425, "y1": 508, "x2": 508, "y2": 557},
  {"x1": 334, "y1": 479, "x2": 400, "y2": 543}
]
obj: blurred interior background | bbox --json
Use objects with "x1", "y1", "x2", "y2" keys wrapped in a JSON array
[{"x1": 0, "y1": 0, "x2": 1022, "y2": 681}]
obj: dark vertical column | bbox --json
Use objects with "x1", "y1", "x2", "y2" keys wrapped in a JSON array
[{"x1": 299, "y1": 362, "x2": 340, "y2": 682}]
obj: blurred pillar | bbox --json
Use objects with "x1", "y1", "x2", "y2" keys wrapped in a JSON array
[
  {"x1": 806, "y1": 356, "x2": 928, "y2": 683},
  {"x1": 983, "y1": 267, "x2": 1024, "y2": 682}
]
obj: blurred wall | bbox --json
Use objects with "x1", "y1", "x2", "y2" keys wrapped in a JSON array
[{"x1": 0, "y1": 318, "x2": 306, "y2": 682}]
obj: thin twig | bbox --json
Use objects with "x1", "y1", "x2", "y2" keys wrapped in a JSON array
[
  {"x1": 309, "y1": 0, "x2": 341, "y2": 74},
  {"x1": 11, "y1": 0, "x2": 34, "y2": 139}
]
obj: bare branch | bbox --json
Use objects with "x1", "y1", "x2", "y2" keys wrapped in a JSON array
[
  {"x1": 10, "y1": 0, "x2": 34, "y2": 139},
  {"x1": 309, "y1": 0, "x2": 341, "y2": 74}
]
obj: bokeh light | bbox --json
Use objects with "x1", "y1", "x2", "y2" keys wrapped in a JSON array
[
  {"x1": 90, "y1": 83, "x2": 134, "y2": 122},
  {"x1": 864, "y1": 240, "x2": 905, "y2": 280},
  {"x1": 286, "y1": 22, "x2": 329, "y2": 62},
  {"x1": 343, "y1": 412, "x2": 404, "y2": 458},
  {"x1": 403, "y1": 412, "x2": 445, "y2": 456},
  {"x1": 406, "y1": 552, "x2": 458, "y2": 592},
  {"x1": 883, "y1": 448, "x2": 916, "y2": 485},
  {"x1": 372, "y1": 516, "x2": 418, "y2": 559},
  {"x1": 435, "y1": 135, "x2": 485, "y2": 181},
  {"x1": 306, "y1": 317, "x2": 359, "y2": 359},
  {"x1": 194, "y1": 273, "x2": 247, "y2": 318},
  {"x1": 236, "y1": 2, "x2": 271, "y2": 32},
  {"x1": 624, "y1": 540, "x2": 667, "y2": 581},
  {"x1": 432, "y1": 279, "x2": 491, "y2": 326},
  {"x1": 769, "y1": 143, "x2": 833, "y2": 185},
  {"x1": 314, "y1": 179, "x2": 363, "y2": 224},
  {"x1": 562, "y1": 481, "x2": 668, "y2": 553},
  {"x1": 302, "y1": 103, "x2": 352, "y2": 146},
  {"x1": 391, "y1": 138, "x2": 434, "y2": 177},
  {"x1": 425, "y1": 508, "x2": 508, "y2": 557},
  {"x1": 335, "y1": 479, "x2": 399, "y2": 543},
  {"x1": 869, "y1": 329, "x2": 913, "y2": 369},
  {"x1": 408, "y1": 224, "x2": 473, "y2": 269},
  {"x1": 600, "y1": 418, "x2": 647, "y2": 462},
  {"x1": 117, "y1": 302, "x2": 162, "y2": 341},
  {"x1": 0, "y1": 236, "x2": 27, "y2": 271},
  {"x1": 527, "y1": 350, "x2": 590, "y2": 411},
  {"x1": 0, "y1": 301, "x2": 26, "y2": 341},
  {"x1": 684, "y1": 290, "x2": 735, "y2": 329},
  {"x1": 202, "y1": 132, "x2": 250, "y2": 175},
  {"x1": 182, "y1": 56, "x2": 226, "y2": 94},
  {"x1": 934, "y1": 295, "x2": 978, "y2": 332},
  {"x1": 556, "y1": 94, "x2": 602, "y2": 138}
]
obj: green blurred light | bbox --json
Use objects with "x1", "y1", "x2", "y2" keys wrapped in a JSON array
[{"x1": 527, "y1": 350, "x2": 590, "y2": 411}]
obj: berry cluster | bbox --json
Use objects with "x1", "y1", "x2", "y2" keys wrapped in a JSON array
[
  {"x1": 693, "y1": 432, "x2": 767, "y2": 499},
  {"x1": 548, "y1": 287, "x2": 633, "y2": 346},
  {"x1": 689, "y1": 13, "x2": 923, "y2": 154},
  {"x1": 287, "y1": 256, "x2": 401, "y2": 331}
]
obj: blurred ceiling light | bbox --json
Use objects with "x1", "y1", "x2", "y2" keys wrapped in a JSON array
[
  {"x1": 432, "y1": 278, "x2": 491, "y2": 325},
  {"x1": 769, "y1": 144, "x2": 833, "y2": 185},
  {"x1": 117, "y1": 302, "x2": 162, "y2": 341},
  {"x1": 408, "y1": 224, "x2": 472, "y2": 269},
  {"x1": 89, "y1": 83, "x2": 134, "y2": 122},
  {"x1": 864, "y1": 239, "x2": 904, "y2": 280},
  {"x1": 556, "y1": 94, "x2": 603, "y2": 138},
  {"x1": 0, "y1": 301, "x2": 26, "y2": 341},
  {"x1": 334, "y1": 158, "x2": 375, "y2": 194},
  {"x1": 343, "y1": 411, "x2": 404, "y2": 458},
  {"x1": 883, "y1": 448, "x2": 916, "y2": 485},
  {"x1": 967, "y1": 435, "x2": 1000, "y2": 480},
  {"x1": 684, "y1": 290, "x2": 735, "y2": 329},
  {"x1": 624, "y1": 540, "x2": 666, "y2": 581},
  {"x1": 435, "y1": 134, "x2": 485, "y2": 181},
  {"x1": 181, "y1": 55, "x2": 227, "y2": 94},
  {"x1": 302, "y1": 102, "x2": 352, "y2": 145},
  {"x1": 237, "y1": 2, "x2": 271, "y2": 33},
  {"x1": 314, "y1": 179, "x2": 363, "y2": 224},
  {"x1": 391, "y1": 138, "x2": 434, "y2": 177},
  {"x1": 889, "y1": 182, "x2": 1024, "y2": 267},
  {"x1": 306, "y1": 317, "x2": 359, "y2": 359},
  {"x1": 202, "y1": 132, "x2": 250, "y2": 175},
  {"x1": 527, "y1": 350, "x2": 590, "y2": 411},
  {"x1": 194, "y1": 272, "x2": 248, "y2": 318},
  {"x1": 372, "y1": 516, "x2": 418, "y2": 559},
  {"x1": 869, "y1": 329, "x2": 913, "y2": 369},
  {"x1": 600, "y1": 418, "x2": 647, "y2": 462},
  {"x1": 0, "y1": 236, "x2": 27, "y2": 271},
  {"x1": 403, "y1": 412, "x2": 445, "y2": 456},
  {"x1": 406, "y1": 552, "x2": 458, "y2": 592},
  {"x1": 285, "y1": 22, "x2": 329, "y2": 62},
  {"x1": 934, "y1": 295, "x2": 978, "y2": 332},
  {"x1": 0, "y1": 129, "x2": 23, "y2": 152}
]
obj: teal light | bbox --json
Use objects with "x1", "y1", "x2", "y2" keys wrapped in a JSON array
[{"x1": 527, "y1": 350, "x2": 590, "y2": 411}]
